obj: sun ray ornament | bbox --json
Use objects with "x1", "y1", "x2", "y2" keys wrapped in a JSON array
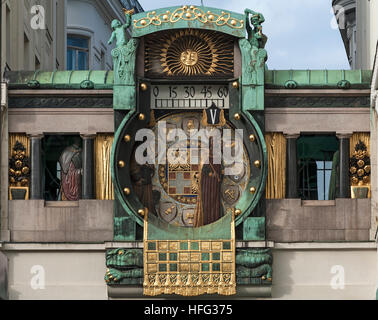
[{"x1": 145, "y1": 29, "x2": 234, "y2": 77}]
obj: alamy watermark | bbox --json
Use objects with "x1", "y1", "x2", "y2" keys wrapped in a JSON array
[
  {"x1": 30, "y1": 265, "x2": 45, "y2": 290},
  {"x1": 330, "y1": 265, "x2": 345, "y2": 290},
  {"x1": 134, "y1": 122, "x2": 245, "y2": 176},
  {"x1": 30, "y1": 5, "x2": 46, "y2": 30}
]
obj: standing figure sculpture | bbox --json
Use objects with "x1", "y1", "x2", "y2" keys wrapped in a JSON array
[
  {"x1": 244, "y1": 8, "x2": 267, "y2": 50},
  {"x1": 108, "y1": 9, "x2": 134, "y2": 47},
  {"x1": 194, "y1": 137, "x2": 223, "y2": 227},
  {"x1": 59, "y1": 138, "x2": 82, "y2": 201},
  {"x1": 108, "y1": 9, "x2": 138, "y2": 84},
  {"x1": 239, "y1": 8, "x2": 268, "y2": 109},
  {"x1": 108, "y1": 9, "x2": 139, "y2": 109},
  {"x1": 239, "y1": 9, "x2": 268, "y2": 83}
]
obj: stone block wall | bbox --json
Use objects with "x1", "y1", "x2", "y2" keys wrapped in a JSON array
[{"x1": 266, "y1": 199, "x2": 371, "y2": 242}]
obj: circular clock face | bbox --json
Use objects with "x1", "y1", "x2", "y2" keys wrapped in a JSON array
[{"x1": 129, "y1": 112, "x2": 251, "y2": 227}]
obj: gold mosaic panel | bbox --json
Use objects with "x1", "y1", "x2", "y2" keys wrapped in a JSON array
[{"x1": 144, "y1": 239, "x2": 235, "y2": 296}]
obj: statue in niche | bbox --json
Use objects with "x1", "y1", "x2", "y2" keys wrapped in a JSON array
[
  {"x1": 239, "y1": 8, "x2": 268, "y2": 86},
  {"x1": 59, "y1": 137, "x2": 82, "y2": 201}
]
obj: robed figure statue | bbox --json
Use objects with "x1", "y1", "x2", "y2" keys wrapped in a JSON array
[
  {"x1": 194, "y1": 137, "x2": 223, "y2": 227},
  {"x1": 59, "y1": 138, "x2": 82, "y2": 201}
]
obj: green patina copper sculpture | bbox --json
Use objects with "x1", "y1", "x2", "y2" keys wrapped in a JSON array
[
  {"x1": 236, "y1": 248, "x2": 273, "y2": 284},
  {"x1": 239, "y1": 8, "x2": 268, "y2": 110},
  {"x1": 109, "y1": 9, "x2": 139, "y2": 110},
  {"x1": 105, "y1": 249, "x2": 144, "y2": 285}
]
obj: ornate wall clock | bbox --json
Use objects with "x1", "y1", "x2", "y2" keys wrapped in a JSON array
[{"x1": 107, "y1": 5, "x2": 271, "y2": 297}]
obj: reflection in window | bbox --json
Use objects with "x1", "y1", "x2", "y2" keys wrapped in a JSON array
[
  {"x1": 67, "y1": 35, "x2": 89, "y2": 70},
  {"x1": 297, "y1": 135, "x2": 339, "y2": 200}
]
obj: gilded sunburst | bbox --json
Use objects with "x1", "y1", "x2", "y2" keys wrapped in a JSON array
[{"x1": 145, "y1": 29, "x2": 234, "y2": 77}]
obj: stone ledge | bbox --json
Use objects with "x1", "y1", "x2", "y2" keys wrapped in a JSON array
[
  {"x1": 3, "y1": 241, "x2": 375, "y2": 252},
  {"x1": 274, "y1": 242, "x2": 377, "y2": 250},
  {"x1": 108, "y1": 285, "x2": 272, "y2": 299},
  {"x1": 2, "y1": 243, "x2": 106, "y2": 251}
]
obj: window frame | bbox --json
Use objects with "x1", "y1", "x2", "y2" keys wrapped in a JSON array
[{"x1": 67, "y1": 34, "x2": 90, "y2": 70}]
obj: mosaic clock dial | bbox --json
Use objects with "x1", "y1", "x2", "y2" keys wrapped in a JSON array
[{"x1": 129, "y1": 112, "x2": 251, "y2": 227}]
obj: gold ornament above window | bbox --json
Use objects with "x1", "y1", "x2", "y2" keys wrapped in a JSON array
[{"x1": 144, "y1": 29, "x2": 234, "y2": 77}]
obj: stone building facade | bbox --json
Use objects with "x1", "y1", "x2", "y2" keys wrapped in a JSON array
[
  {"x1": 0, "y1": 5, "x2": 377, "y2": 300},
  {"x1": 333, "y1": 0, "x2": 378, "y2": 69}
]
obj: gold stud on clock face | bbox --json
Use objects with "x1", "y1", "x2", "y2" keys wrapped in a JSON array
[
  {"x1": 254, "y1": 160, "x2": 261, "y2": 168},
  {"x1": 140, "y1": 83, "x2": 148, "y2": 91}
]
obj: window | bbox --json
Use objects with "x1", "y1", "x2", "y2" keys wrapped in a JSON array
[
  {"x1": 297, "y1": 135, "x2": 339, "y2": 200},
  {"x1": 67, "y1": 35, "x2": 89, "y2": 70}
]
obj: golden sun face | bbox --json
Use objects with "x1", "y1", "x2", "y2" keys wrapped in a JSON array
[
  {"x1": 145, "y1": 29, "x2": 234, "y2": 77},
  {"x1": 180, "y1": 49, "x2": 199, "y2": 66}
]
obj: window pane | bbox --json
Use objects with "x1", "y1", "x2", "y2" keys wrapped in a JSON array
[
  {"x1": 68, "y1": 36, "x2": 88, "y2": 49},
  {"x1": 316, "y1": 161, "x2": 325, "y2": 200},
  {"x1": 325, "y1": 161, "x2": 333, "y2": 170},
  {"x1": 67, "y1": 48, "x2": 76, "y2": 70},
  {"x1": 316, "y1": 161, "x2": 324, "y2": 170},
  {"x1": 78, "y1": 51, "x2": 88, "y2": 70},
  {"x1": 324, "y1": 169, "x2": 332, "y2": 200}
]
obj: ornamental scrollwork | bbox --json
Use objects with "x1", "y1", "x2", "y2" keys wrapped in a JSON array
[{"x1": 134, "y1": 5, "x2": 244, "y2": 29}]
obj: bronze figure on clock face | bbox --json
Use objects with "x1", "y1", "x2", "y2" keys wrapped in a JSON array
[{"x1": 129, "y1": 112, "x2": 250, "y2": 228}]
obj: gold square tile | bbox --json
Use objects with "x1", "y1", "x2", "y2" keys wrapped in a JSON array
[
  {"x1": 169, "y1": 241, "x2": 179, "y2": 251},
  {"x1": 191, "y1": 263, "x2": 200, "y2": 272},
  {"x1": 201, "y1": 241, "x2": 211, "y2": 250},
  {"x1": 179, "y1": 263, "x2": 189, "y2": 272},
  {"x1": 222, "y1": 252, "x2": 233, "y2": 262},
  {"x1": 180, "y1": 252, "x2": 190, "y2": 261},
  {"x1": 147, "y1": 253, "x2": 157, "y2": 262},
  {"x1": 191, "y1": 252, "x2": 200, "y2": 262},
  {"x1": 222, "y1": 263, "x2": 232, "y2": 272},
  {"x1": 212, "y1": 242, "x2": 222, "y2": 250},
  {"x1": 158, "y1": 241, "x2": 168, "y2": 251},
  {"x1": 147, "y1": 264, "x2": 157, "y2": 273}
]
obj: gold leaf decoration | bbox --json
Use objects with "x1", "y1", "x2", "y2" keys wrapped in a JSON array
[
  {"x1": 134, "y1": 5, "x2": 244, "y2": 29},
  {"x1": 145, "y1": 29, "x2": 234, "y2": 77}
]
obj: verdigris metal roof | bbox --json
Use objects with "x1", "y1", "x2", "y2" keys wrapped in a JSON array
[
  {"x1": 265, "y1": 69, "x2": 372, "y2": 89},
  {"x1": 5, "y1": 71, "x2": 114, "y2": 89},
  {"x1": 5, "y1": 69, "x2": 373, "y2": 90}
]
